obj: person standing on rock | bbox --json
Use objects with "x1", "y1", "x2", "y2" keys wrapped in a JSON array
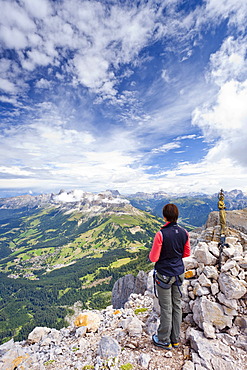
[{"x1": 149, "y1": 203, "x2": 190, "y2": 350}]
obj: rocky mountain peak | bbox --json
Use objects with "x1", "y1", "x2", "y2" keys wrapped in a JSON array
[{"x1": 0, "y1": 189, "x2": 130, "y2": 215}]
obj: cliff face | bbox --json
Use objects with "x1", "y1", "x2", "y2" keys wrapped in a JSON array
[{"x1": 1, "y1": 220, "x2": 247, "y2": 370}]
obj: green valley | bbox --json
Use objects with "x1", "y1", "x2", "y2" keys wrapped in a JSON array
[{"x1": 0, "y1": 199, "x2": 161, "y2": 344}]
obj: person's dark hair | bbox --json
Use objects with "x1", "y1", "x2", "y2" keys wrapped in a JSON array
[{"x1": 162, "y1": 203, "x2": 179, "y2": 222}]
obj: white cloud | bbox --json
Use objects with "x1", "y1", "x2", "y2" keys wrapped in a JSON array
[
  {"x1": 0, "y1": 26, "x2": 28, "y2": 49},
  {"x1": 0, "y1": 78, "x2": 17, "y2": 94},
  {"x1": 0, "y1": 166, "x2": 32, "y2": 177},
  {"x1": 208, "y1": 36, "x2": 247, "y2": 86},
  {"x1": 0, "y1": 0, "x2": 35, "y2": 31},
  {"x1": 0, "y1": 1, "x2": 163, "y2": 100},
  {"x1": 152, "y1": 142, "x2": 181, "y2": 154},
  {"x1": 158, "y1": 156, "x2": 247, "y2": 194},
  {"x1": 176, "y1": 134, "x2": 197, "y2": 140},
  {"x1": 73, "y1": 53, "x2": 110, "y2": 90},
  {"x1": 0, "y1": 96, "x2": 18, "y2": 105},
  {"x1": 161, "y1": 69, "x2": 171, "y2": 83},
  {"x1": 201, "y1": 0, "x2": 247, "y2": 30},
  {"x1": 35, "y1": 79, "x2": 52, "y2": 89},
  {"x1": 21, "y1": 0, "x2": 51, "y2": 19},
  {"x1": 192, "y1": 33, "x2": 247, "y2": 169}
]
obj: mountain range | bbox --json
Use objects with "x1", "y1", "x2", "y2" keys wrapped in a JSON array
[{"x1": 127, "y1": 189, "x2": 247, "y2": 227}]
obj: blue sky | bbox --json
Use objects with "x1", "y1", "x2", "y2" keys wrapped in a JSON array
[{"x1": 0, "y1": 0, "x2": 247, "y2": 197}]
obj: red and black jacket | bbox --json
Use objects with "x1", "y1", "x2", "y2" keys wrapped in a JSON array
[{"x1": 149, "y1": 222, "x2": 190, "y2": 276}]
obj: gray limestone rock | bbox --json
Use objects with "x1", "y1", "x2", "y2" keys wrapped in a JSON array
[
  {"x1": 0, "y1": 339, "x2": 14, "y2": 357},
  {"x1": 98, "y1": 336, "x2": 121, "y2": 359},
  {"x1": 203, "y1": 265, "x2": 219, "y2": 280},
  {"x1": 208, "y1": 242, "x2": 220, "y2": 257},
  {"x1": 211, "y1": 282, "x2": 219, "y2": 295},
  {"x1": 218, "y1": 272, "x2": 246, "y2": 300},
  {"x1": 202, "y1": 322, "x2": 216, "y2": 339},
  {"x1": 111, "y1": 274, "x2": 136, "y2": 308},
  {"x1": 75, "y1": 326, "x2": 87, "y2": 338},
  {"x1": 138, "y1": 353, "x2": 151, "y2": 369},
  {"x1": 0, "y1": 344, "x2": 30, "y2": 370},
  {"x1": 221, "y1": 259, "x2": 237, "y2": 272},
  {"x1": 123, "y1": 316, "x2": 143, "y2": 337},
  {"x1": 182, "y1": 360, "x2": 194, "y2": 370},
  {"x1": 194, "y1": 242, "x2": 217, "y2": 265},
  {"x1": 188, "y1": 328, "x2": 233, "y2": 369},
  {"x1": 111, "y1": 271, "x2": 148, "y2": 309},
  {"x1": 234, "y1": 315, "x2": 247, "y2": 331},
  {"x1": 27, "y1": 327, "x2": 51, "y2": 344},
  {"x1": 193, "y1": 282, "x2": 210, "y2": 297},
  {"x1": 198, "y1": 273, "x2": 211, "y2": 287},
  {"x1": 193, "y1": 296, "x2": 233, "y2": 330},
  {"x1": 235, "y1": 334, "x2": 247, "y2": 351},
  {"x1": 217, "y1": 292, "x2": 238, "y2": 310},
  {"x1": 183, "y1": 256, "x2": 199, "y2": 270}
]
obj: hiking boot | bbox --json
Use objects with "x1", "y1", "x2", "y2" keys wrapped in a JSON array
[
  {"x1": 172, "y1": 342, "x2": 180, "y2": 348},
  {"x1": 152, "y1": 334, "x2": 172, "y2": 350}
]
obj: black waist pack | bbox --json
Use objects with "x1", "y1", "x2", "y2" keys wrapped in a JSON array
[
  {"x1": 153, "y1": 270, "x2": 183, "y2": 297},
  {"x1": 155, "y1": 273, "x2": 172, "y2": 289}
]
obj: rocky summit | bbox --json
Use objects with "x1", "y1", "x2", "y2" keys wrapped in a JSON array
[{"x1": 1, "y1": 221, "x2": 247, "y2": 370}]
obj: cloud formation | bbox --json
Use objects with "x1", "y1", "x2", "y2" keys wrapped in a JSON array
[{"x1": 0, "y1": 0, "x2": 247, "y2": 195}]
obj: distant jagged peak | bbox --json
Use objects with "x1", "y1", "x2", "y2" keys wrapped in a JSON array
[
  {"x1": 0, "y1": 189, "x2": 130, "y2": 210},
  {"x1": 129, "y1": 191, "x2": 169, "y2": 199},
  {"x1": 53, "y1": 189, "x2": 86, "y2": 203},
  {"x1": 105, "y1": 189, "x2": 121, "y2": 196},
  {"x1": 0, "y1": 192, "x2": 52, "y2": 209},
  {"x1": 213, "y1": 189, "x2": 246, "y2": 199},
  {"x1": 226, "y1": 189, "x2": 245, "y2": 199},
  {"x1": 53, "y1": 189, "x2": 129, "y2": 206}
]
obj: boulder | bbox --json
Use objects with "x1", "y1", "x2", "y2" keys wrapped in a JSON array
[
  {"x1": 192, "y1": 296, "x2": 233, "y2": 330},
  {"x1": 234, "y1": 316, "x2": 247, "y2": 331},
  {"x1": 223, "y1": 246, "x2": 236, "y2": 258},
  {"x1": 112, "y1": 274, "x2": 136, "y2": 308},
  {"x1": 134, "y1": 270, "x2": 148, "y2": 295},
  {"x1": 202, "y1": 322, "x2": 216, "y2": 339},
  {"x1": 182, "y1": 360, "x2": 194, "y2": 370},
  {"x1": 208, "y1": 242, "x2": 220, "y2": 257},
  {"x1": 217, "y1": 292, "x2": 238, "y2": 310},
  {"x1": 221, "y1": 260, "x2": 236, "y2": 272},
  {"x1": 218, "y1": 272, "x2": 246, "y2": 300},
  {"x1": 120, "y1": 316, "x2": 143, "y2": 337},
  {"x1": 98, "y1": 336, "x2": 121, "y2": 359},
  {"x1": 203, "y1": 265, "x2": 219, "y2": 280},
  {"x1": 183, "y1": 256, "x2": 199, "y2": 270},
  {"x1": 193, "y1": 282, "x2": 210, "y2": 297},
  {"x1": 27, "y1": 327, "x2": 51, "y2": 344},
  {"x1": 0, "y1": 339, "x2": 14, "y2": 357},
  {"x1": 74, "y1": 312, "x2": 101, "y2": 332},
  {"x1": 0, "y1": 344, "x2": 30, "y2": 370},
  {"x1": 188, "y1": 328, "x2": 234, "y2": 369},
  {"x1": 211, "y1": 282, "x2": 219, "y2": 295},
  {"x1": 198, "y1": 273, "x2": 211, "y2": 287},
  {"x1": 194, "y1": 242, "x2": 217, "y2": 265}
]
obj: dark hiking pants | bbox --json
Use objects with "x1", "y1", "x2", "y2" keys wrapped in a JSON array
[{"x1": 156, "y1": 272, "x2": 184, "y2": 344}]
